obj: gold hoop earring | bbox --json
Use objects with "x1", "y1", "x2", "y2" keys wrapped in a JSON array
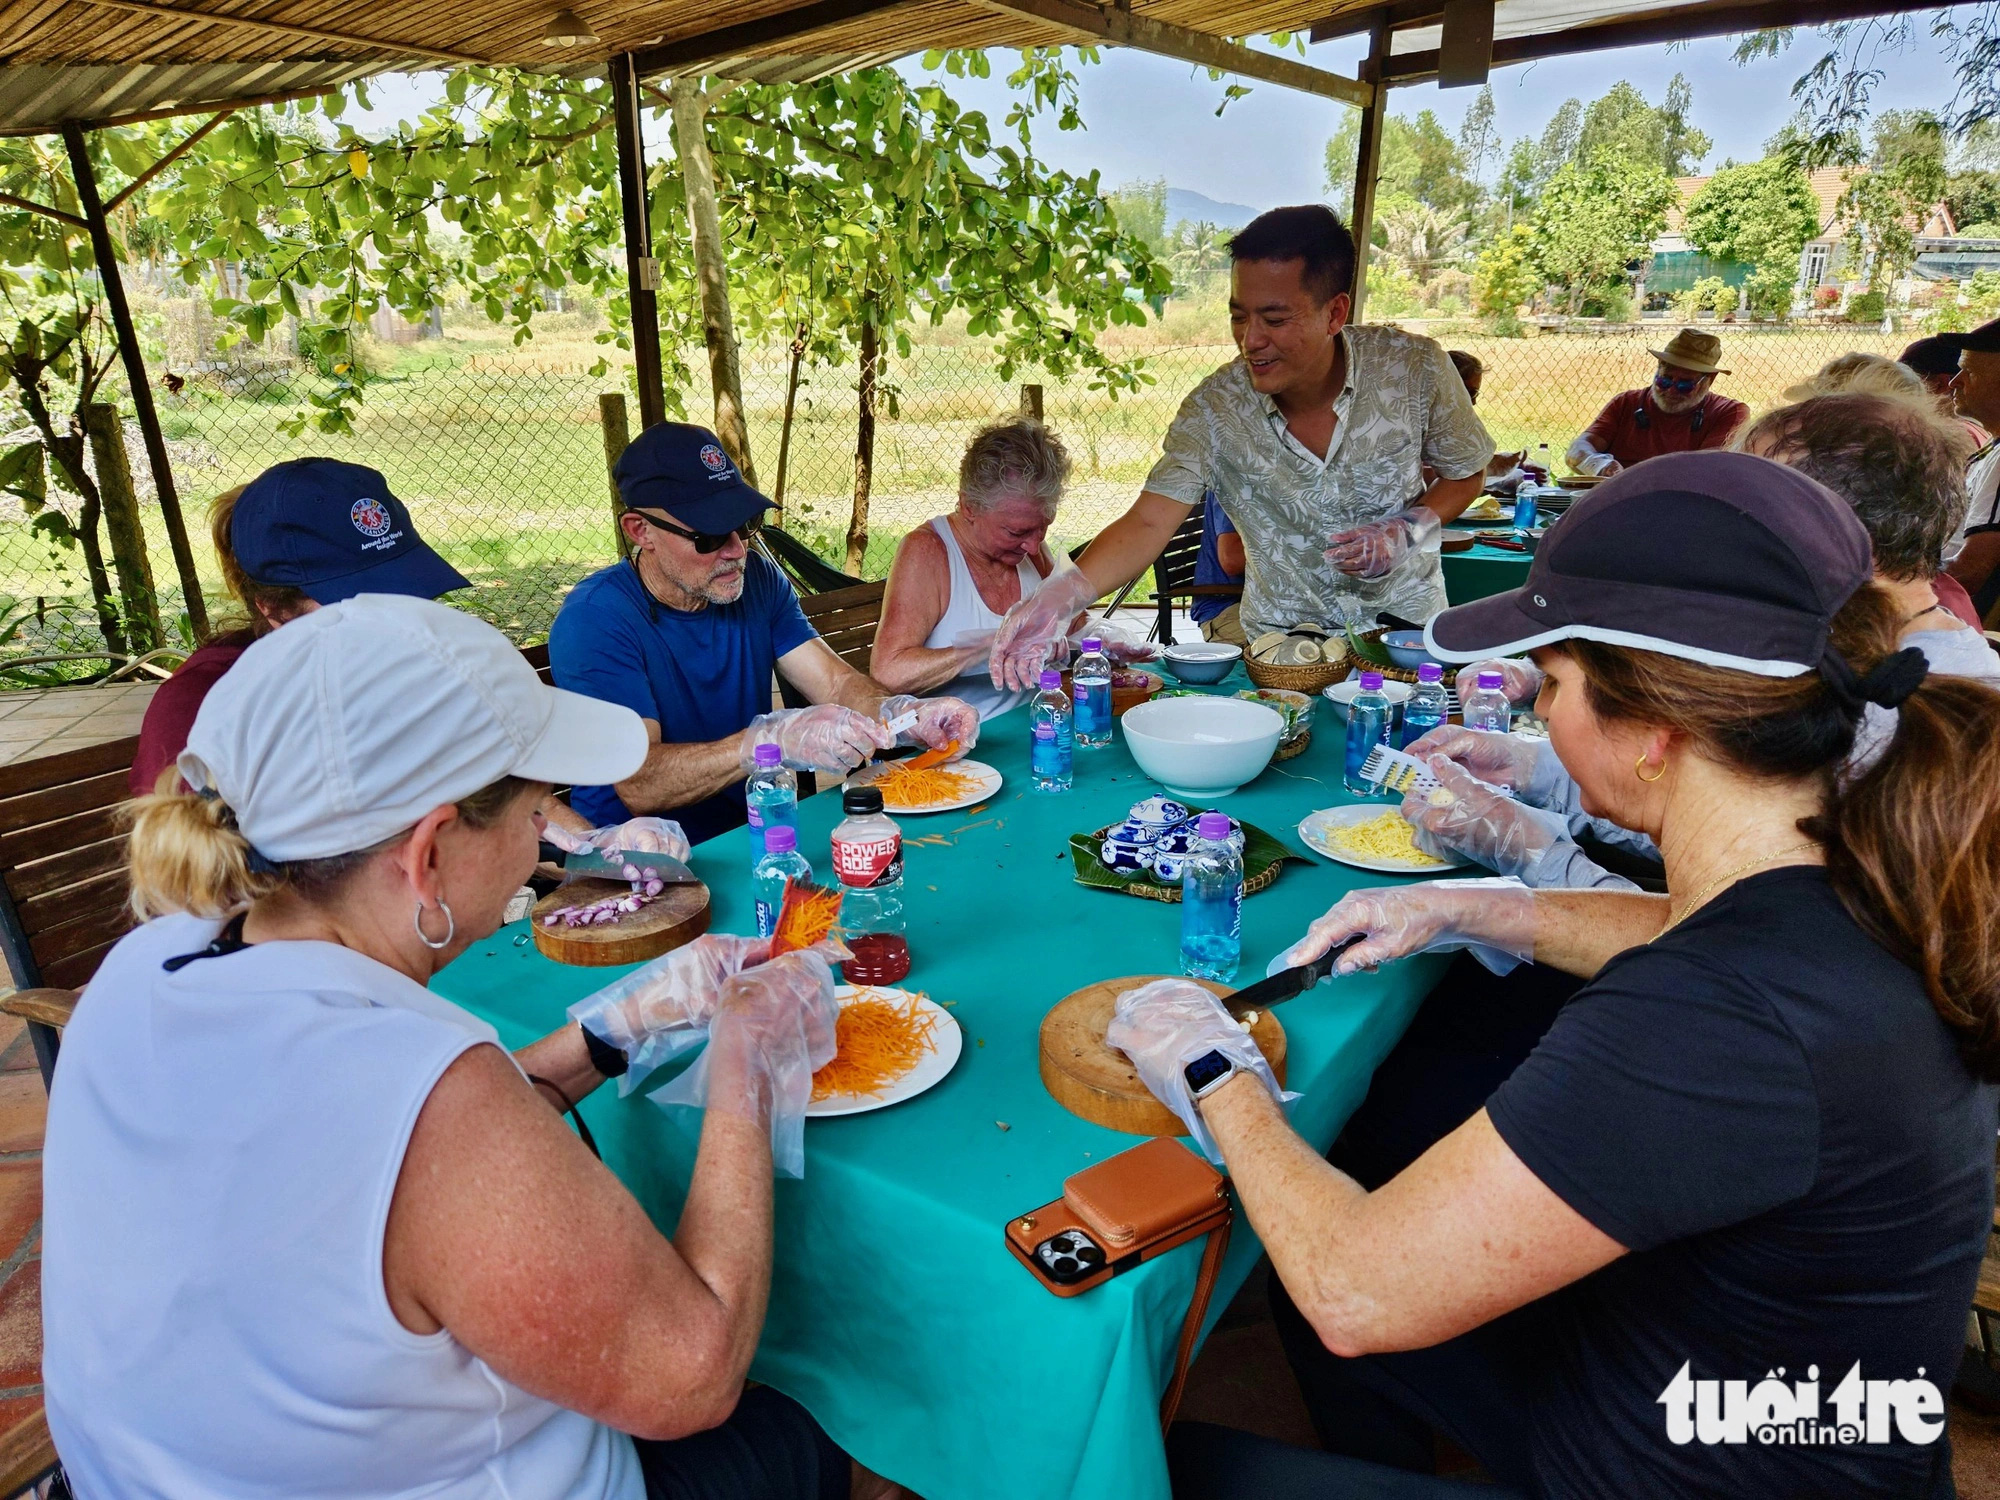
[{"x1": 1635, "y1": 754, "x2": 1666, "y2": 784}]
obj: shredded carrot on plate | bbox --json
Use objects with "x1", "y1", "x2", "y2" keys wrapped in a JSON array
[
  {"x1": 876, "y1": 759, "x2": 980, "y2": 809},
  {"x1": 811, "y1": 989, "x2": 938, "y2": 1100}
]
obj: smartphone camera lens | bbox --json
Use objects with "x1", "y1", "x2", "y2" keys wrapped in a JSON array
[
  {"x1": 1053, "y1": 1256, "x2": 1080, "y2": 1276},
  {"x1": 1077, "y1": 1243, "x2": 1104, "y2": 1266}
]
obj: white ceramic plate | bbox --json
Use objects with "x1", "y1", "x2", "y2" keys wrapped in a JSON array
[
  {"x1": 807, "y1": 986, "x2": 963, "y2": 1117},
  {"x1": 856, "y1": 758, "x2": 1003, "y2": 815},
  {"x1": 1298, "y1": 804, "x2": 1469, "y2": 875}
]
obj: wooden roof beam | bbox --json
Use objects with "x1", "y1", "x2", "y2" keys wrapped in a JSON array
[
  {"x1": 1309, "y1": 2, "x2": 1438, "y2": 45},
  {"x1": 1380, "y1": 0, "x2": 1952, "y2": 84},
  {"x1": 967, "y1": 0, "x2": 1373, "y2": 107},
  {"x1": 64, "y1": 0, "x2": 493, "y2": 67},
  {"x1": 632, "y1": 0, "x2": 919, "y2": 76}
]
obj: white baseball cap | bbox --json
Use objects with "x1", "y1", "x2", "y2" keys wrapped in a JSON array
[{"x1": 179, "y1": 594, "x2": 648, "y2": 863}]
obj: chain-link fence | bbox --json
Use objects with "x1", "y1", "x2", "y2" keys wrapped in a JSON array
[{"x1": 0, "y1": 316, "x2": 1925, "y2": 675}]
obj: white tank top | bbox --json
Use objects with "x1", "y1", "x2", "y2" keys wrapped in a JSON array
[
  {"x1": 42, "y1": 913, "x2": 642, "y2": 1500},
  {"x1": 921, "y1": 515, "x2": 1047, "y2": 720}
]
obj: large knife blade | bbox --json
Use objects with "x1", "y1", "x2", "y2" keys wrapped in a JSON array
[
  {"x1": 560, "y1": 848, "x2": 702, "y2": 886},
  {"x1": 1225, "y1": 935, "x2": 1365, "y2": 1016}
]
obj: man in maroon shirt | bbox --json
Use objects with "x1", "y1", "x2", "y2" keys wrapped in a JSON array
[{"x1": 1565, "y1": 328, "x2": 1748, "y2": 478}]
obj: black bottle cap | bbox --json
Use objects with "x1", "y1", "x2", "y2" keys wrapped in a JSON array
[{"x1": 843, "y1": 784, "x2": 885, "y2": 816}]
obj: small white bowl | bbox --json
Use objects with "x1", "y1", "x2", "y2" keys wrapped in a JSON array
[
  {"x1": 1160, "y1": 641, "x2": 1242, "y2": 685},
  {"x1": 1120, "y1": 696, "x2": 1285, "y2": 798},
  {"x1": 1321, "y1": 677, "x2": 1413, "y2": 724}
]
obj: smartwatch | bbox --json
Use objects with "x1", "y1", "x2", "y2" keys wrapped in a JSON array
[{"x1": 1182, "y1": 1048, "x2": 1240, "y2": 1101}]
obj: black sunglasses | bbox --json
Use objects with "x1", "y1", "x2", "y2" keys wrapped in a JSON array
[
  {"x1": 632, "y1": 510, "x2": 760, "y2": 554},
  {"x1": 1654, "y1": 373, "x2": 1705, "y2": 394}
]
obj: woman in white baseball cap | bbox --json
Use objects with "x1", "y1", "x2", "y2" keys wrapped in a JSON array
[{"x1": 40, "y1": 595, "x2": 879, "y2": 1500}]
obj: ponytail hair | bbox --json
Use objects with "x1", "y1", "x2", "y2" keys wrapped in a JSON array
[
  {"x1": 1561, "y1": 584, "x2": 2000, "y2": 1080},
  {"x1": 126, "y1": 772, "x2": 536, "y2": 921}
]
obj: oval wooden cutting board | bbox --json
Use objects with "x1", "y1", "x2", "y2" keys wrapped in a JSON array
[
  {"x1": 1040, "y1": 974, "x2": 1286, "y2": 1136},
  {"x1": 530, "y1": 877, "x2": 711, "y2": 967}
]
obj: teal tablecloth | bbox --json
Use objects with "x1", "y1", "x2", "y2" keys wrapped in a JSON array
[
  {"x1": 431, "y1": 668, "x2": 1448, "y2": 1500},
  {"x1": 1441, "y1": 533, "x2": 1533, "y2": 604}
]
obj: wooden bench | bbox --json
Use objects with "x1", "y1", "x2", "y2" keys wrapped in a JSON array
[{"x1": 798, "y1": 580, "x2": 886, "y2": 676}]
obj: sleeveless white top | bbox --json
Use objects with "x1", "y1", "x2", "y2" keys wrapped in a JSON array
[
  {"x1": 922, "y1": 515, "x2": 1047, "y2": 720},
  {"x1": 43, "y1": 913, "x2": 642, "y2": 1500}
]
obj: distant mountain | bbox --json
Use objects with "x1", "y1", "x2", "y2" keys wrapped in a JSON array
[{"x1": 1165, "y1": 188, "x2": 1260, "y2": 232}]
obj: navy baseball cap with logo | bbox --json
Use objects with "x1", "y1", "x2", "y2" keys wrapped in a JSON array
[
  {"x1": 232, "y1": 458, "x2": 468, "y2": 605},
  {"x1": 613, "y1": 422, "x2": 772, "y2": 534},
  {"x1": 1424, "y1": 451, "x2": 1872, "y2": 678}
]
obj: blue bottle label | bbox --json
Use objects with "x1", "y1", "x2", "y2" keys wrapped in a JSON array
[{"x1": 1032, "y1": 723, "x2": 1070, "y2": 778}]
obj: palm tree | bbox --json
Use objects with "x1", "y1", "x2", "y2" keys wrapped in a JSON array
[{"x1": 1377, "y1": 203, "x2": 1469, "y2": 285}]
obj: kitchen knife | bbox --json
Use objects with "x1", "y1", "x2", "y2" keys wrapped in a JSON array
[
  {"x1": 1224, "y1": 935, "x2": 1365, "y2": 1016},
  {"x1": 560, "y1": 848, "x2": 702, "y2": 886}
]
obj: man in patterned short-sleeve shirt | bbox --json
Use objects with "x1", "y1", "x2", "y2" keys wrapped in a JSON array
[{"x1": 987, "y1": 206, "x2": 1493, "y2": 688}]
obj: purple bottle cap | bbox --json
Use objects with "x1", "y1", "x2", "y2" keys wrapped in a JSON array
[
  {"x1": 765, "y1": 825, "x2": 797, "y2": 853},
  {"x1": 1080, "y1": 637, "x2": 1103, "y2": 652},
  {"x1": 1196, "y1": 811, "x2": 1232, "y2": 841},
  {"x1": 1417, "y1": 662, "x2": 1443, "y2": 683},
  {"x1": 1477, "y1": 670, "x2": 1505, "y2": 690},
  {"x1": 753, "y1": 742, "x2": 783, "y2": 768},
  {"x1": 1039, "y1": 670, "x2": 1063, "y2": 691},
  {"x1": 1359, "y1": 670, "x2": 1384, "y2": 691}
]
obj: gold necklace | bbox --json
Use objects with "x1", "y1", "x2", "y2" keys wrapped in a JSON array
[{"x1": 1658, "y1": 841, "x2": 1822, "y2": 936}]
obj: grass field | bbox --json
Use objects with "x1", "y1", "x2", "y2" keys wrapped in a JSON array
[{"x1": 0, "y1": 305, "x2": 1918, "y2": 665}]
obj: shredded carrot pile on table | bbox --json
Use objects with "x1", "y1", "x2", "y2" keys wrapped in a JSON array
[
  {"x1": 876, "y1": 759, "x2": 979, "y2": 809},
  {"x1": 811, "y1": 989, "x2": 938, "y2": 1101},
  {"x1": 771, "y1": 877, "x2": 844, "y2": 956}
]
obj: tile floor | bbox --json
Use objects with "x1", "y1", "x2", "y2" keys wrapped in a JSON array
[{"x1": 0, "y1": 684, "x2": 156, "y2": 770}]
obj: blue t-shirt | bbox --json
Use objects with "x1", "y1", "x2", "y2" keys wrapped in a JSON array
[
  {"x1": 1487, "y1": 867, "x2": 1993, "y2": 1499},
  {"x1": 1191, "y1": 492, "x2": 1242, "y2": 625},
  {"x1": 548, "y1": 555, "x2": 817, "y2": 844}
]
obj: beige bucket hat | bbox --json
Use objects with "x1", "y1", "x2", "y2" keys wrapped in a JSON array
[{"x1": 1647, "y1": 327, "x2": 1729, "y2": 375}]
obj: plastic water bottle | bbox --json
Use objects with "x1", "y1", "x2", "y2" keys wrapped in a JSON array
[
  {"x1": 1072, "y1": 638, "x2": 1113, "y2": 749},
  {"x1": 1342, "y1": 670, "x2": 1393, "y2": 796},
  {"x1": 1463, "y1": 668, "x2": 1512, "y2": 733},
  {"x1": 1400, "y1": 662, "x2": 1448, "y2": 748},
  {"x1": 830, "y1": 785, "x2": 909, "y2": 983},
  {"x1": 744, "y1": 741, "x2": 797, "y2": 860},
  {"x1": 751, "y1": 824, "x2": 812, "y2": 940},
  {"x1": 1031, "y1": 669, "x2": 1074, "y2": 793},
  {"x1": 1512, "y1": 479, "x2": 1539, "y2": 533},
  {"x1": 1526, "y1": 442, "x2": 1552, "y2": 484},
  {"x1": 1180, "y1": 812, "x2": 1244, "y2": 983}
]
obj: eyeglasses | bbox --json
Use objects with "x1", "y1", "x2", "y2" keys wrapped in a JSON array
[
  {"x1": 1654, "y1": 373, "x2": 1705, "y2": 395},
  {"x1": 633, "y1": 511, "x2": 760, "y2": 554}
]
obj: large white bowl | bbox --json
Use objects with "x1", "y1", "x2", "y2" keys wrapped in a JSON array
[{"x1": 1120, "y1": 696, "x2": 1285, "y2": 798}]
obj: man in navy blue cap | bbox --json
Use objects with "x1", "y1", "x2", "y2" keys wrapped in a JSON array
[
  {"x1": 549, "y1": 423, "x2": 977, "y2": 846},
  {"x1": 131, "y1": 458, "x2": 470, "y2": 795}
]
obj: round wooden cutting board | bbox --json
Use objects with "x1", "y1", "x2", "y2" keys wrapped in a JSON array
[
  {"x1": 1040, "y1": 974, "x2": 1287, "y2": 1136},
  {"x1": 530, "y1": 877, "x2": 711, "y2": 967}
]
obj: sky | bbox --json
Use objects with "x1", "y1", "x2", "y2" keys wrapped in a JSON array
[{"x1": 347, "y1": 23, "x2": 1961, "y2": 216}]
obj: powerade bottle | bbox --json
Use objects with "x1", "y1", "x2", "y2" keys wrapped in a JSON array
[
  {"x1": 1031, "y1": 669, "x2": 1074, "y2": 793},
  {"x1": 1462, "y1": 668, "x2": 1512, "y2": 733},
  {"x1": 1180, "y1": 812, "x2": 1243, "y2": 983},
  {"x1": 830, "y1": 785, "x2": 910, "y2": 983},
  {"x1": 1342, "y1": 670, "x2": 1393, "y2": 796},
  {"x1": 751, "y1": 824, "x2": 812, "y2": 939},
  {"x1": 1401, "y1": 662, "x2": 1448, "y2": 748},
  {"x1": 1072, "y1": 637, "x2": 1113, "y2": 749},
  {"x1": 744, "y1": 741, "x2": 797, "y2": 860}
]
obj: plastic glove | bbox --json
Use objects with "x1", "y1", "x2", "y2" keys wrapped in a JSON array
[
  {"x1": 877, "y1": 694, "x2": 979, "y2": 759},
  {"x1": 651, "y1": 949, "x2": 841, "y2": 1178},
  {"x1": 1453, "y1": 657, "x2": 1544, "y2": 708},
  {"x1": 1105, "y1": 979, "x2": 1293, "y2": 1164},
  {"x1": 1069, "y1": 630, "x2": 1157, "y2": 666},
  {"x1": 1276, "y1": 878, "x2": 1537, "y2": 977},
  {"x1": 1400, "y1": 757, "x2": 1572, "y2": 882},
  {"x1": 544, "y1": 815, "x2": 692, "y2": 865},
  {"x1": 990, "y1": 564, "x2": 1099, "y2": 693},
  {"x1": 1325, "y1": 506, "x2": 1442, "y2": 580},
  {"x1": 744, "y1": 704, "x2": 895, "y2": 774},
  {"x1": 569, "y1": 933, "x2": 771, "y2": 1095},
  {"x1": 1403, "y1": 724, "x2": 1542, "y2": 792}
]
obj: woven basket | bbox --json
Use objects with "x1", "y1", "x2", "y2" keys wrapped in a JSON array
[
  {"x1": 1245, "y1": 656, "x2": 1346, "y2": 693},
  {"x1": 1273, "y1": 729, "x2": 1312, "y2": 762},
  {"x1": 1091, "y1": 822, "x2": 1286, "y2": 905}
]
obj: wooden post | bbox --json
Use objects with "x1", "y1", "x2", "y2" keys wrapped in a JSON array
[
  {"x1": 62, "y1": 122, "x2": 208, "y2": 638},
  {"x1": 1348, "y1": 17, "x2": 1391, "y2": 324},
  {"x1": 845, "y1": 314, "x2": 879, "y2": 576},
  {"x1": 772, "y1": 322, "x2": 807, "y2": 523},
  {"x1": 1019, "y1": 383, "x2": 1044, "y2": 421},
  {"x1": 84, "y1": 403, "x2": 162, "y2": 652},
  {"x1": 599, "y1": 392, "x2": 631, "y2": 558},
  {"x1": 609, "y1": 55, "x2": 667, "y2": 431},
  {"x1": 669, "y1": 76, "x2": 758, "y2": 485}
]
